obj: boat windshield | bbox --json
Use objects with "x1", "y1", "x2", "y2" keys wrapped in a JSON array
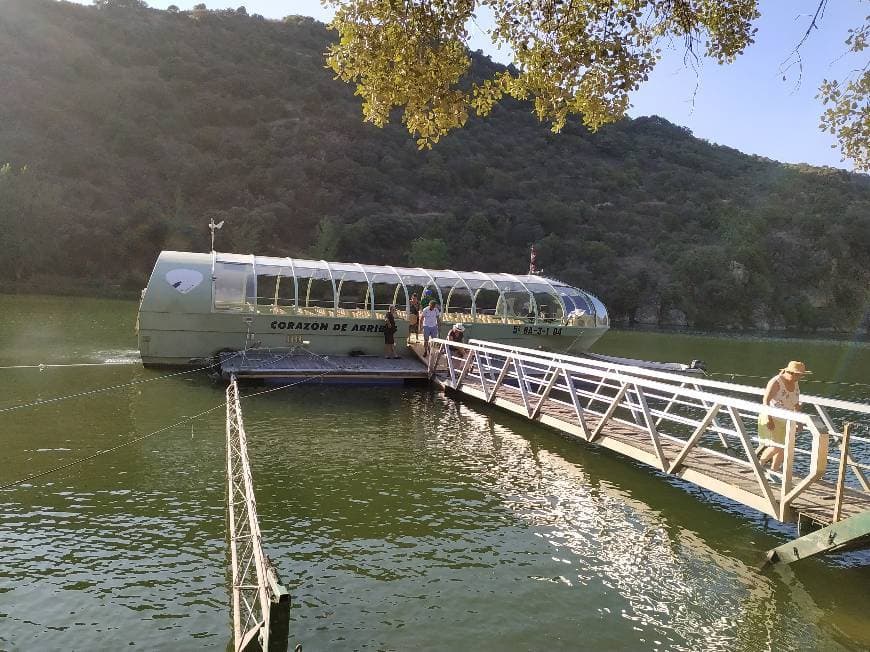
[
  {"x1": 548, "y1": 282, "x2": 609, "y2": 327},
  {"x1": 210, "y1": 253, "x2": 603, "y2": 326}
]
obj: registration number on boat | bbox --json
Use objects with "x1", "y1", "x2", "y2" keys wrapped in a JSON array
[{"x1": 512, "y1": 326, "x2": 563, "y2": 336}]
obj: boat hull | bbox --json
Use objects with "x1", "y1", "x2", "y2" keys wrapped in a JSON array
[{"x1": 137, "y1": 310, "x2": 608, "y2": 366}]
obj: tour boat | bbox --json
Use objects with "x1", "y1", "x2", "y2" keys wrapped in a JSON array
[{"x1": 136, "y1": 251, "x2": 609, "y2": 366}]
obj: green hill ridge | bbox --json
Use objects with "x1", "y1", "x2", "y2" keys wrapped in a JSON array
[{"x1": 1, "y1": 0, "x2": 868, "y2": 331}]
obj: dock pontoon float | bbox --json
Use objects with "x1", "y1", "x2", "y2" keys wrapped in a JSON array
[{"x1": 137, "y1": 251, "x2": 609, "y2": 366}]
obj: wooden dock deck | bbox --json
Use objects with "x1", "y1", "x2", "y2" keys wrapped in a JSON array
[
  {"x1": 221, "y1": 349, "x2": 429, "y2": 381},
  {"x1": 412, "y1": 338, "x2": 870, "y2": 562}
]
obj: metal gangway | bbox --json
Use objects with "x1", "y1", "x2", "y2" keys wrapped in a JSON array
[
  {"x1": 425, "y1": 338, "x2": 870, "y2": 564},
  {"x1": 226, "y1": 376, "x2": 290, "y2": 651}
]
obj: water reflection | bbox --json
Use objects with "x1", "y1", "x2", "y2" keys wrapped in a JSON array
[{"x1": 432, "y1": 398, "x2": 859, "y2": 651}]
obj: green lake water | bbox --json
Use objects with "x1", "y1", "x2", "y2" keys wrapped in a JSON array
[{"x1": 0, "y1": 295, "x2": 868, "y2": 650}]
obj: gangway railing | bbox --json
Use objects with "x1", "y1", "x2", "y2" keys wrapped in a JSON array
[
  {"x1": 467, "y1": 339, "x2": 870, "y2": 498},
  {"x1": 226, "y1": 376, "x2": 290, "y2": 651},
  {"x1": 426, "y1": 339, "x2": 870, "y2": 537}
]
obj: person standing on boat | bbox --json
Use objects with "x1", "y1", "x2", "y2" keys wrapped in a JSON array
[
  {"x1": 421, "y1": 299, "x2": 441, "y2": 356},
  {"x1": 758, "y1": 361, "x2": 810, "y2": 472},
  {"x1": 421, "y1": 286, "x2": 436, "y2": 306},
  {"x1": 384, "y1": 305, "x2": 399, "y2": 358},
  {"x1": 409, "y1": 294, "x2": 420, "y2": 342}
]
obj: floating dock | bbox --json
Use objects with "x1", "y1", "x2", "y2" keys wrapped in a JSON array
[
  {"x1": 220, "y1": 349, "x2": 428, "y2": 382},
  {"x1": 411, "y1": 338, "x2": 870, "y2": 564}
]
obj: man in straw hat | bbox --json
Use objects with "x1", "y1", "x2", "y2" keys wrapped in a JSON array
[{"x1": 758, "y1": 361, "x2": 811, "y2": 472}]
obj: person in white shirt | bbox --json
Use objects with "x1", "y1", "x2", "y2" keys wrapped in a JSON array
[{"x1": 420, "y1": 299, "x2": 441, "y2": 356}]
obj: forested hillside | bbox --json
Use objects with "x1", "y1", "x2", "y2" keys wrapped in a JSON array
[{"x1": 1, "y1": 0, "x2": 869, "y2": 331}]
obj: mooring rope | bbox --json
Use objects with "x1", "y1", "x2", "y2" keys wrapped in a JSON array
[
  {"x1": 0, "y1": 342, "x2": 338, "y2": 418},
  {"x1": 707, "y1": 370, "x2": 870, "y2": 390},
  {"x1": 0, "y1": 404, "x2": 225, "y2": 490},
  {"x1": 0, "y1": 361, "x2": 139, "y2": 370},
  {"x1": 0, "y1": 353, "x2": 243, "y2": 415},
  {"x1": 0, "y1": 370, "x2": 334, "y2": 491}
]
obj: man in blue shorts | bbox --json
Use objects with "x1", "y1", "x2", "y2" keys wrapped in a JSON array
[{"x1": 420, "y1": 299, "x2": 441, "y2": 356}]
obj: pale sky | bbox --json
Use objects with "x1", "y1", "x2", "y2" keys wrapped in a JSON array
[{"x1": 68, "y1": 0, "x2": 867, "y2": 170}]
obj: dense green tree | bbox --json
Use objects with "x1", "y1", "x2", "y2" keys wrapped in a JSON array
[
  {"x1": 0, "y1": 0, "x2": 867, "y2": 331},
  {"x1": 310, "y1": 217, "x2": 341, "y2": 261},
  {"x1": 407, "y1": 237, "x2": 450, "y2": 269}
]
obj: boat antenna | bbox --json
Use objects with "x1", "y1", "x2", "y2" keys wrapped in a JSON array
[
  {"x1": 529, "y1": 244, "x2": 541, "y2": 275},
  {"x1": 209, "y1": 218, "x2": 225, "y2": 252}
]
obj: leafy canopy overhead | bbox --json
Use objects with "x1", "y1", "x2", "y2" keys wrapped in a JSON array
[
  {"x1": 326, "y1": 1, "x2": 867, "y2": 170},
  {"x1": 818, "y1": 14, "x2": 869, "y2": 171},
  {"x1": 325, "y1": 0, "x2": 760, "y2": 149}
]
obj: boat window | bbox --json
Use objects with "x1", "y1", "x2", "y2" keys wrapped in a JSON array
[
  {"x1": 252, "y1": 265, "x2": 293, "y2": 314},
  {"x1": 214, "y1": 261, "x2": 255, "y2": 312},
  {"x1": 330, "y1": 262, "x2": 372, "y2": 312},
  {"x1": 509, "y1": 278, "x2": 564, "y2": 323},
  {"x1": 293, "y1": 262, "x2": 336, "y2": 315},
  {"x1": 532, "y1": 292, "x2": 562, "y2": 322},
  {"x1": 568, "y1": 293, "x2": 592, "y2": 314},
  {"x1": 337, "y1": 279, "x2": 372, "y2": 315},
  {"x1": 274, "y1": 271, "x2": 298, "y2": 310},
  {"x1": 486, "y1": 277, "x2": 528, "y2": 321},
  {"x1": 303, "y1": 278, "x2": 335, "y2": 312},
  {"x1": 496, "y1": 291, "x2": 532, "y2": 320},
  {"x1": 588, "y1": 294, "x2": 609, "y2": 326},
  {"x1": 474, "y1": 288, "x2": 501, "y2": 318},
  {"x1": 256, "y1": 273, "x2": 278, "y2": 306},
  {"x1": 370, "y1": 278, "x2": 405, "y2": 316},
  {"x1": 445, "y1": 285, "x2": 473, "y2": 315}
]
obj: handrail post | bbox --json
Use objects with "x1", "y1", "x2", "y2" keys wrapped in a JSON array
[
  {"x1": 781, "y1": 417, "x2": 829, "y2": 517},
  {"x1": 445, "y1": 342, "x2": 457, "y2": 385},
  {"x1": 780, "y1": 419, "x2": 797, "y2": 503},
  {"x1": 833, "y1": 423, "x2": 852, "y2": 523}
]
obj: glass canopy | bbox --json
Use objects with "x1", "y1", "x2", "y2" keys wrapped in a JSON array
[{"x1": 212, "y1": 253, "x2": 608, "y2": 327}]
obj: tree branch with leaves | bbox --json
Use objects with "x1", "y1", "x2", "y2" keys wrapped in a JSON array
[
  {"x1": 325, "y1": 0, "x2": 759, "y2": 148},
  {"x1": 326, "y1": 0, "x2": 867, "y2": 170},
  {"x1": 818, "y1": 14, "x2": 869, "y2": 171}
]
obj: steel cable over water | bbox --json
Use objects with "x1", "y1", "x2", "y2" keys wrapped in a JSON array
[
  {"x1": 0, "y1": 357, "x2": 233, "y2": 415},
  {"x1": 0, "y1": 344, "x2": 342, "y2": 491},
  {"x1": 0, "y1": 344, "x2": 328, "y2": 416},
  {"x1": 0, "y1": 361, "x2": 139, "y2": 370},
  {"x1": 708, "y1": 370, "x2": 870, "y2": 390},
  {"x1": 0, "y1": 366, "x2": 336, "y2": 491}
]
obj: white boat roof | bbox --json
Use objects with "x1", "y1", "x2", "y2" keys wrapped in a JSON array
[
  {"x1": 158, "y1": 250, "x2": 607, "y2": 319},
  {"x1": 216, "y1": 251, "x2": 585, "y2": 295}
]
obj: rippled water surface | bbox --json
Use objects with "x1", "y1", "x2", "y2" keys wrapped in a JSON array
[{"x1": 0, "y1": 296, "x2": 868, "y2": 650}]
